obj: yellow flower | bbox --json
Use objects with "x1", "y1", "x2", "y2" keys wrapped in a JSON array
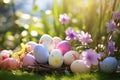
[{"x1": 12, "y1": 43, "x2": 27, "y2": 59}]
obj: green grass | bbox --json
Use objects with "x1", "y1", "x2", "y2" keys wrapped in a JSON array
[{"x1": 0, "y1": 70, "x2": 120, "y2": 80}]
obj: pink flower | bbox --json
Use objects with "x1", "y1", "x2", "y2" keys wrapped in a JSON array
[
  {"x1": 59, "y1": 13, "x2": 70, "y2": 24},
  {"x1": 81, "y1": 49, "x2": 98, "y2": 67},
  {"x1": 65, "y1": 27, "x2": 78, "y2": 40},
  {"x1": 78, "y1": 31, "x2": 93, "y2": 45}
]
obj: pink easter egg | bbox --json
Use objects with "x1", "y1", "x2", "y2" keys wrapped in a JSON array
[
  {"x1": 52, "y1": 37, "x2": 62, "y2": 49},
  {"x1": 56, "y1": 41, "x2": 71, "y2": 55},
  {"x1": 26, "y1": 41, "x2": 37, "y2": 53},
  {"x1": 0, "y1": 50, "x2": 12, "y2": 61},
  {"x1": 22, "y1": 54, "x2": 36, "y2": 67},
  {"x1": 0, "y1": 58, "x2": 20, "y2": 70}
]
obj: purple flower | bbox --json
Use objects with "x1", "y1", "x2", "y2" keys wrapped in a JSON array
[
  {"x1": 106, "y1": 20, "x2": 116, "y2": 33},
  {"x1": 78, "y1": 31, "x2": 93, "y2": 45},
  {"x1": 59, "y1": 13, "x2": 70, "y2": 24},
  {"x1": 107, "y1": 40, "x2": 116, "y2": 55},
  {"x1": 81, "y1": 49, "x2": 98, "y2": 67},
  {"x1": 113, "y1": 11, "x2": 120, "y2": 20},
  {"x1": 65, "y1": 27, "x2": 78, "y2": 40}
]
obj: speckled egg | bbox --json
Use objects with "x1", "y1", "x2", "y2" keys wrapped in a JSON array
[
  {"x1": 49, "y1": 49, "x2": 63, "y2": 68},
  {"x1": 52, "y1": 37, "x2": 62, "y2": 49},
  {"x1": 39, "y1": 34, "x2": 53, "y2": 52},
  {"x1": 56, "y1": 41, "x2": 71, "y2": 55},
  {"x1": 0, "y1": 58, "x2": 20, "y2": 70},
  {"x1": 100, "y1": 57, "x2": 118, "y2": 73},
  {"x1": 22, "y1": 54, "x2": 36, "y2": 67},
  {"x1": 34, "y1": 44, "x2": 49, "y2": 64},
  {"x1": 64, "y1": 50, "x2": 79, "y2": 65},
  {"x1": 26, "y1": 41, "x2": 37, "y2": 53},
  {"x1": 70, "y1": 60, "x2": 90, "y2": 73}
]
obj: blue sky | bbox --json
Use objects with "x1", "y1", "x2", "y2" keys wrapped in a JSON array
[{"x1": 14, "y1": 0, "x2": 60, "y2": 13}]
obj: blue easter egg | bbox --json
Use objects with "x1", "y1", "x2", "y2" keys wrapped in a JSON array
[
  {"x1": 34, "y1": 44, "x2": 49, "y2": 64},
  {"x1": 100, "y1": 57, "x2": 118, "y2": 73}
]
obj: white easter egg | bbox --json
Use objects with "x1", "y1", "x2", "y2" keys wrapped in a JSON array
[
  {"x1": 49, "y1": 49, "x2": 63, "y2": 68},
  {"x1": 100, "y1": 57, "x2": 118, "y2": 73},
  {"x1": 39, "y1": 34, "x2": 53, "y2": 52},
  {"x1": 70, "y1": 60, "x2": 90, "y2": 73},
  {"x1": 34, "y1": 44, "x2": 49, "y2": 64},
  {"x1": 64, "y1": 50, "x2": 79, "y2": 65}
]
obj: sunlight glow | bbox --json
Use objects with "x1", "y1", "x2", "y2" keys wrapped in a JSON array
[
  {"x1": 80, "y1": 0, "x2": 88, "y2": 7},
  {"x1": 30, "y1": 31, "x2": 38, "y2": 37},
  {"x1": 21, "y1": 30, "x2": 28, "y2": 36},
  {"x1": 21, "y1": 14, "x2": 31, "y2": 20},
  {"x1": 8, "y1": 35, "x2": 14, "y2": 41},
  {"x1": 24, "y1": 24, "x2": 29, "y2": 29},
  {"x1": 3, "y1": 0, "x2": 11, "y2": 4},
  {"x1": 45, "y1": 10, "x2": 52, "y2": 15}
]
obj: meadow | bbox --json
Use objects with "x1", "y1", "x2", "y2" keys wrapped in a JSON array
[
  {"x1": 0, "y1": 70, "x2": 120, "y2": 80},
  {"x1": 0, "y1": 0, "x2": 120, "y2": 80}
]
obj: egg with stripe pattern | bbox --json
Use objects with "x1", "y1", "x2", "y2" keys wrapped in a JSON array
[{"x1": 56, "y1": 41, "x2": 71, "y2": 55}]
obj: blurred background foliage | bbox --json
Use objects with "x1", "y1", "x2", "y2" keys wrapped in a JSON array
[{"x1": 0, "y1": 0, "x2": 120, "y2": 51}]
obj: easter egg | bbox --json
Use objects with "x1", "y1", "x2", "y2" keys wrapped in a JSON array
[
  {"x1": 70, "y1": 60, "x2": 90, "y2": 73},
  {"x1": 0, "y1": 50, "x2": 12, "y2": 61},
  {"x1": 39, "y1": 34, "x2": 53, "y2": 52},
  {"x1": 0, "y1": 58, "x2": 20, "y2": 70},
  {"x1": 26, "y1": 41, "x2": 37, "y2": 53},
  {"x1": 52, "y1": 37, "x2": 62, "y2": 49},
  {"x1": 64, "y1": 50, "x2": 79, "y2": 65},
  {"x1": 56, "y1": 41, "x2": 71, "y2": 55},
  {"x1": 34, "y1": 44, "x2": 49, "y2": 64},
  {"x1": 100, "y1": 57, "x2": 118, "y2": 73},
  {"x1": 49, "y1": 49, "x2": 63, "y2": 68},
  {"x1": 22, "y1": 54, "x2": 36, "y2": 67}
]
